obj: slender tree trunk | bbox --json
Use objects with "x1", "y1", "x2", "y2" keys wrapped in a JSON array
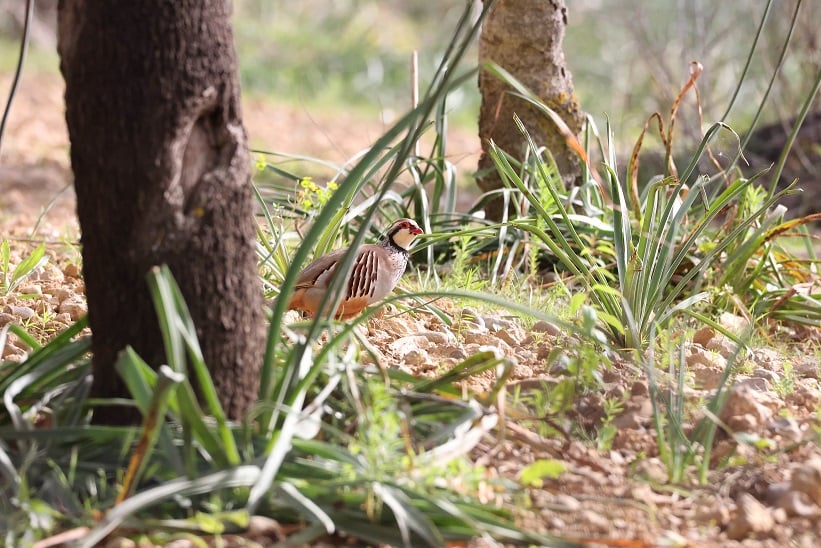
[
  {"x1": 58, "y1": 0, "x2": 264, "y2": 423},
  {"x1": 477, "y1": 0, "x2": 585, "y2": 220}
]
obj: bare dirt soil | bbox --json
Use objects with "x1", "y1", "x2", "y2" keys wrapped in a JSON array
[{"x1": 2, "y1": 72, "x2": 821, "y2": 547}]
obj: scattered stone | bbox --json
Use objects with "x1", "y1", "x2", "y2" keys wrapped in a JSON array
[
  {"x1": 63, "y1": 263, "x2": 82, "y2": 278},
  {"x1": 497, "y1": 329, "x2": 519, "y2": 347},
  {"x1": 447, "y1": 346, "x2": 467, "y2": 360},
  {"x1": 579, "y1": 509, "x2": 611, "y2": 532},
  {"x1": 511, "y1": 363, "x2": 533, "y2": 378},
  {"x1": 687, "y1": 344, "x2": 727, "y2": 369},
  {"x1": 634, "y1": 457, "x2": 669, "y2": 484},
  {"x1": 611, "y1": 397, "x2": 652, "y2": 430},
  {"x1": 768, "y1": 462, "x2": 821, "y2": 519},
  {"x1": 37, "y1": 264, "x2": 65, "y2": 283},
  {"x1": 359, "y1": 344, "x2": 386, "y2": 366},
  {"x1": 462, "y1": 343, "x2": 484, "y2": 357},
  {"x1": 537, "y1": 343, "x2": 554, "y2": 361},
  {"x1": 2, "y1": 342, "x2": 23, "y2": 358},
  {"x1": 612, "y1": 428, "x2": 657, "y2": 454},
  {"x1": 630, "y1": 380, "x2": 649, "y2": 397},
  {"x1": 709, "y1": 439, "x2": 738, "y2": 466},
  {"x1": 484, "y1": 317, "x2": 527, "y2": 348},
  {"x1": 390, "y1": 335, "x2": 430, "y2": 356},
  {"x1": 554, "y1": 493, "x2": 582, "y2": 511},
  {"x1": 515, "y1": 348, "x2": 536, "y2": 362},
  {"x1": 389, "y1": 331, "x2": 454, "y2": 355},
  {"x1": 0, "y1": 312, "x2": 16, "y2": 326},
  {"x1": 483, "y1": 315, "x2": 509, "y2": 332},
  {"x1": 776, "y1": 491, "x2": 819, "y2": 518},
  {"x1": 46, "y1": 318, "x2": 70, "y2": 333},
  {"x1": 788, "y1": 380, "x2": 821, "y2": 410},
  {"x1": 729, "y1": 413, "x2": 760, "y2": 433},
  {"x1": 688, "y1": 345, "x2": 727, "y2": 389},
  {"x1": 73, "y1": 279, "x2": 86, "y2": 293},
  {"x1": 726, "y1": 493, "x2": 775, "y2": 540},
  {"x1": 693, "y1": 323, "x2": 741, "y2": 358},
  {"x1": 548, "y1": 353, "x2": 571, "y2": 375},
  {"x1": 520, "y1": 334, "x2": 536, "y2": 346},
  {"x1": 546, "y1": 515, "x2": 566, "y2": 529},
  {"x1": 463, "y1": 331, "x2": 512, "y2": 355},
  {"x1": 766, "y1": 480, "x2": 790, "y2": 506},
  {"x1": 35, "y1": 297, "x2": 53, "y2": 314},
  {"x1": 772, "y1": 507, "x2": 788, "y2": 525},
  {"x1": 752, "y1": 348, "x2": 782, "y2": 370},
  {"x1": 691, "y1": 363, "x2": 726, "y2": 390},
  {"x1": 18, "y1": 284, "x2": 42, "y2": 295},
  {"x1": 794, "y1": 360, "x2": 819, "y2": 379},
  {"x1": 55, "y1": 287, "x2": 75, "y2": 302},
  {"x1": 693, "y1": 326, "x2": 715, "y2": 347},
  {"x1": 53, "y1": 312, "x2": 73, "y2": 324},
  {"x1": 5, "y1": 305, "x2": 36, "y2": 320},
  {"x1": 767, "y1": 417, "x2": 803, "y2": 442},
  {"x1": 719, "y1": 384, "x2": 779, "y2": 433},
  {"x1": 791, "y1": 458, "x2": 821, "y2": 506},
  {"x1": 753, "y1": 368, "x2": 780, "y2": 384},
  {"x1": 720, "y1": 312, "x2": 750, "y2": 334},
  {"x1": 419, "y1": 330, "x2": 455, "y2": 345},
  {"x1": 462, "y1": 319, "x2": 485, "y2": 332},
  {"x1": 629, "y1": 483, "x2": 676, "y2": 505},
  {"x1": 246, "y1": 515, "x2": 283, "y2": 540},
  {"x1": 734, "y1": 376, "x2": 772, "y2": 392},
  {"x1": 460, "y1": 306, "x2": 482, "y2": 323},
  {"x1": 58, "y1": 298, "x2": 87, "y2": 320},
  {"x1": 531, "y1": 320, "x2": 561, "y2": 337},
  {"x1": 695, "y1": 503, "x2": 731, "y2": 526},
  {"x1": 380, "y1": 316, "x2": 425, "y2": 336},
  {"x1": 707, "y1": 336, "x2": 739, "y2": 359},
  {"x1": 402, "y1": 348, "x2": 428, "y2": 366}
]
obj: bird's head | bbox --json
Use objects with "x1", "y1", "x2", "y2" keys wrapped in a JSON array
[{"x1": 386, "y1": 218, "x2": 424, "y2": 250}]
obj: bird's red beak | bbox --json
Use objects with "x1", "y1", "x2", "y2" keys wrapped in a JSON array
[{"x1": 410, "y1": 225, "x2": 424, "y2": 235}]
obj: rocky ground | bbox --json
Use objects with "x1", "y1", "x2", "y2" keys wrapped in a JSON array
[{"x1": 2, "y1": 72, "x2": 821, "y2": 546}]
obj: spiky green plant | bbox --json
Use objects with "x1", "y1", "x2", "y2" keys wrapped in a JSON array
[
  {"x1": 483, "y1": 58, "x2": 816, "y2": 353},
  {"x1": 0, "y1": 241, "x2": 48, "y2": 296}
]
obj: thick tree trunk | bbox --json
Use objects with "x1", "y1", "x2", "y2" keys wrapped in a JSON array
[
  {"x1": 58, "y1": 0, "x2": 264, "y2": 423},
  {"x1": 477, "y1": 0, "x2": 585, "y2": 220}
]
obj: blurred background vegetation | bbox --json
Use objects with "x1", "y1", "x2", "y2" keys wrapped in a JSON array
[
  {"x1": 0, "y1": 0, "x2": 817, "y2": 200},
  {"x1": 230, "y1": 0, "x2": 819, "y2": 147},
  {"x1": 4, "y1": 0, "x2": 817, "y2": 141}
]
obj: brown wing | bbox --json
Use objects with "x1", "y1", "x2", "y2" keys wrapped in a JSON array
[
  {"x1": 293, "y1": 248, "x2": 347, "y2": 289},
  {"x1": 287, "y1": 246, "x2": 381, "y2": 318}
]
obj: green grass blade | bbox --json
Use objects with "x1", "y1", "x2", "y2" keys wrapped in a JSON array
[
  {"x1": 6, "y1": 243, "x2": 47, "y2": 294},
  {"x1": 115, "y1": 347, "x2": 186, "y2": 477},
  {"x1": 117, "y1": 364, "x2": 185, "y2": 502},
  {"x1": 374, "y1": 482, "x2": 443, "y2": 548},
  {"x1": 79, "y1": 465, "x2": 262, "y2": 548},
  {"x1": 277, "y1": 482, "x2": 335, "y2": 535},
  {"x1": 145, "y1": 266, "x2": 239, "y2": 468}
]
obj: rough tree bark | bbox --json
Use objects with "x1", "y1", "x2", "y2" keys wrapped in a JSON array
[
  {"x1": 58, "y1": 0, "x2": 264, "y2": 423},
  {"x1": 477, "y1": 0, "x2": 585, "y2": 220}
]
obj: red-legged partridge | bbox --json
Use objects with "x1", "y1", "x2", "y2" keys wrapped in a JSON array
[{"x1": 287, "y1": 218, "x2": 424, "y2": 319}]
